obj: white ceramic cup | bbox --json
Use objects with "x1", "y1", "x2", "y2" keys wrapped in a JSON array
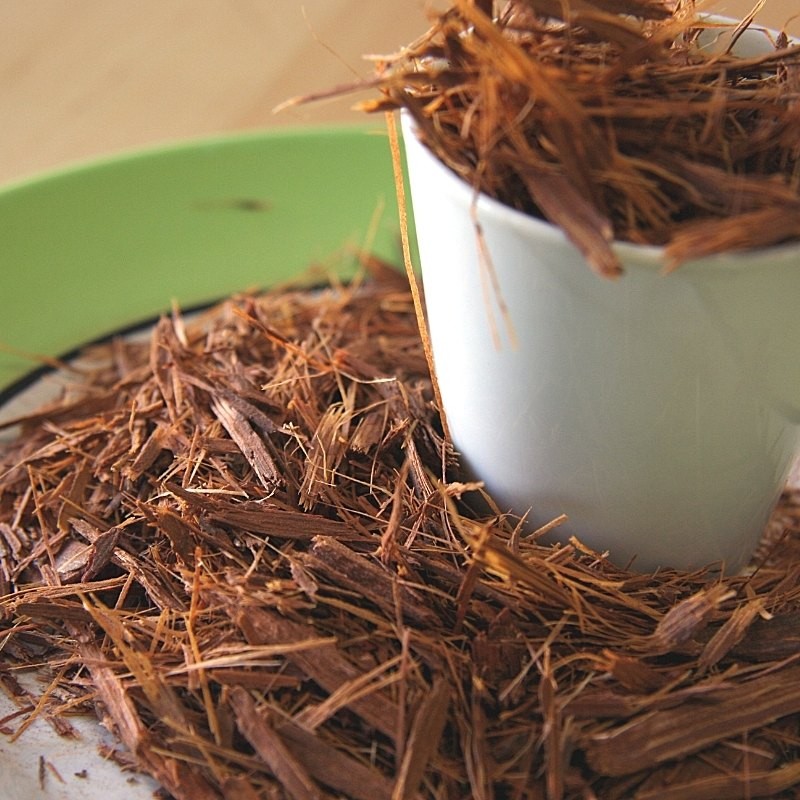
[{"x1": 401, "y1": 94, "x2": 800, "y2": 573}]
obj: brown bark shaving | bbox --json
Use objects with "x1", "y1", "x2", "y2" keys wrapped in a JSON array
[
  {"x1": 3, "y1": 265, "x2": 800, "y2": 797},
  {"x1": 294, "y1": 0, "x2": 800, "y2": 275}
]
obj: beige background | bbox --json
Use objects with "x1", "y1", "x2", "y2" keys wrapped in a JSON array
[{"x1": 0, "y1": 0, "x2": 796, "y2": 187}]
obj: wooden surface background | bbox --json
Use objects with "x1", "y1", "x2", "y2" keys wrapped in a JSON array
[{"x1": 0, "y1": 0, "x2": 796, "y2": 187}]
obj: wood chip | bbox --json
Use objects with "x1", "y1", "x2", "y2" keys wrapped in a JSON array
[
  {"x1": 297, "y1": 0, "x2": 800, "y2": 272},
  {"x1": 2, "y1": 265, "x2": 800, "y2": 797}
]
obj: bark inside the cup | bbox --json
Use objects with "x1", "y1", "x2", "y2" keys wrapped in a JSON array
[
  {"x1": 2, "y1": 264, "x2": 800, "y2": 798},
  {"x1": 297, "y1": 0, "x2": 800, "y2": 276}
]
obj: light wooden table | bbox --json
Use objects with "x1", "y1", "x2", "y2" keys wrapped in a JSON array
[
  {"x1": 0, "y1": 0, "x2": 796, "y2": 187},
  {"x1": 0, "y1": 0, "x2": 427, "y2": 186}
]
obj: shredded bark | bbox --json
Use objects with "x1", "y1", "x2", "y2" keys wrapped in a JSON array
[
  {"x1": 2, "y1": 263, "x2": 800, "y2": 798},
  {"x1": 293, "y1": 0, "x2": 800, "y2": 275}
]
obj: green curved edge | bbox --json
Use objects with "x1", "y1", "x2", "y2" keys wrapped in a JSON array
[{"x1": 0, "y1": 125, "x2": 404, "y2": 392}]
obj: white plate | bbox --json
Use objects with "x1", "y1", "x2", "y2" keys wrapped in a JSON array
[{"x1": 1, "y1": 343, "x2": 162, "y2": 800}]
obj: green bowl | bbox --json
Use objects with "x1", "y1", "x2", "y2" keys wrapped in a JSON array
[{"x1": 0, "y1": 125, "x2": 402, "y2": 396}]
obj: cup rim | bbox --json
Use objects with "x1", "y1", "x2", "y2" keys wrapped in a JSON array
[{"x1": 398, "y1": 15, "x2": 800, "y2": 274}]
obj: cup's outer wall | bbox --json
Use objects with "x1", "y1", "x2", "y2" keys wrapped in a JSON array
[{"x1": 401, "y1": 113, "x2": 800, "y2": 572}]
